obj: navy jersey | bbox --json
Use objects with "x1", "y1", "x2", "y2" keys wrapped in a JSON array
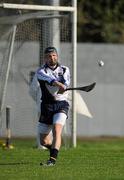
[{"x1": 36, "y1": 63, "x2": 70, "y2": 104}]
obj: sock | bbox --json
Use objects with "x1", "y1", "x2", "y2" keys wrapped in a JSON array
[{"x1": 50, "y1": 148, "x2": 59, "y2": 163}]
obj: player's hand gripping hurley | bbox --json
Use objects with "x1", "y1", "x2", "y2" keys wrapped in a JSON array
[{"x1": 66, "y1": 82, "x2": 96, "y2": 92}]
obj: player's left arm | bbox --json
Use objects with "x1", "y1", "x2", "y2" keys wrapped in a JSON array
[
  {"x1": 52, "y1": 81, "x2": 66, "y2": 93},
  {"x1": 62, "y1": 66, "x2": 70, "y2": 87},
  {"x1": 53, "y1": 66, "x2": 70, "y2": 93}
]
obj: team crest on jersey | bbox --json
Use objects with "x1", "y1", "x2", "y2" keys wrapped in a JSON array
[{"x1": 58, "y1": 72, "x2": 63, "y2": 76}]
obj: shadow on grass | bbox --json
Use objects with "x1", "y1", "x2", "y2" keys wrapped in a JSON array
[{"x1": 0, "y1": 161, "x2": 33, "y2": 166}]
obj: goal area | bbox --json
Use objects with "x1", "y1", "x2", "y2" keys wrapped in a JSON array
[{"x1": 0, "y1": 3, "x2": 77, "y2": 147}]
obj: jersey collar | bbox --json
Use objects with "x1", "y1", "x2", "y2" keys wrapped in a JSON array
[{"x1": 44, "y1": 63, "x2": 60, "y2": 70}]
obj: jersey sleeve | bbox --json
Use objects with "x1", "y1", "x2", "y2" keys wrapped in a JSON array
[
  {"x1": 63, "y1": 66, "x2": 70, "y2": 87},
  {"x1": 37, "y1": 68, "x2": 56, "y2": 85}
]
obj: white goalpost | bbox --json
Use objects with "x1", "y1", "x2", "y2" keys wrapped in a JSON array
[{"x1": 0, "y1": 1, "x2": 77, "y2": 147}]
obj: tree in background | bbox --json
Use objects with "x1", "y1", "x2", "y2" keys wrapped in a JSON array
[{"x1": 77, "y1": 0, "x2": 124, "y2": 43}]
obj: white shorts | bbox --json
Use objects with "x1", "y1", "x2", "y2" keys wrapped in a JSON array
[{"x1": 37, "y1": 112, "x2": 67, "y2": 134}]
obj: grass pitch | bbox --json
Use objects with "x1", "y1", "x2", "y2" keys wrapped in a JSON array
[{"x1": 0, "y1": 138, "x2": 124, "y2": 180}]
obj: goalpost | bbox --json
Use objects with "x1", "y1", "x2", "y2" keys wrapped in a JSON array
[{"x1": 0, "y1": 1, "x2": 77, "y2": 147}]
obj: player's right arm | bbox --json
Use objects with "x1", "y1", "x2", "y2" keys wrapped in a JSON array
[
  {"x1": 37, "y1": 67, "x2": 67, "y2": 94},
  {"x1": 37, "y1": 68, "x2": 56, "y2": 85},
  {"x1": 52, "y1": 81, "x2": 66, "y2": 93}
]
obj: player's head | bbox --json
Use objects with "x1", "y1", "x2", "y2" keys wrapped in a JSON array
[
  {"x1": 44, "y1": 47, "x2": 57, "y2": 54},
  {"x1": 44, "y1": 47, "x2": 58, "y2": 67}
]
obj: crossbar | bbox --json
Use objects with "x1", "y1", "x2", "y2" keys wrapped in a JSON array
[{"x1": 0, "y1": 3, "x2": 75, "y2": 12}]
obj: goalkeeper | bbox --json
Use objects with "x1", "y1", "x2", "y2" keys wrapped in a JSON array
[{"x1": 32, "y1": 47, "x2": 70, "y2": 166}]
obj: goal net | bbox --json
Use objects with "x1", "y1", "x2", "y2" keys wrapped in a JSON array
[{"x1": 0, "y1": 6, "x2": 76, "y2": 146}]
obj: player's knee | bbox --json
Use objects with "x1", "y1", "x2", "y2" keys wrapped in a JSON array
[{"x1": 41, "y1": 138, "x2": 51, "y2": 146}]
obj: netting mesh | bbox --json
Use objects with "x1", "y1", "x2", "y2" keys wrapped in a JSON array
[{"x1": 0, "y1": 11, "x2": 73, "y2": 138}]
